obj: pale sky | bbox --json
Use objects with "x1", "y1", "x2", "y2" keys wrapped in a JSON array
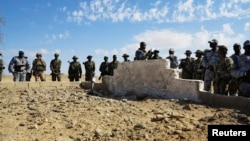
[{"x1": 0, "y1": 0, "x2": 250, "y2": 75}]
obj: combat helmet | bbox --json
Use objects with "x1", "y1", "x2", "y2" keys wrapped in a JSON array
[
  {"x1": 243, "y1": 40, "x2": 250, "y2": 49},
  {"x1": 72, "y1": 55, "x2": 78, "y2": 59},
  {"x1": 218, "y1": 45, "x2": 228, "y2": 53}
]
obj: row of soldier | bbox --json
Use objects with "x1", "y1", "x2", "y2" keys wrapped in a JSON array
[
  {"x1": 1, "y1": 40, "x2": 250, "y2": 97},
  {"x1": 0, "y1": 51, "x2": 122, "y2": 83},
  {"x1": 133, "y1": 40, "x2": 250, "y2": 97}
]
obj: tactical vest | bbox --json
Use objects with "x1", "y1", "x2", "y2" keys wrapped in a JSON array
[
  {"x1": 51, "y1": 59, "x2": 61, "y2": 70},
  {"x1": 0, "y1": 59, "x2": 3, "y2": 71},
  {"x1": 0, "y1": 59, "x2": 3, "y2": 68},
  {"x1": 12, "y1": 57, "x2": 29, "y2": 72},
  {"x1": 33, "y1": 59, "x2": 46, "y2": 71},
  {"x1": 84, "y1": 61, "x2": 95, "y2": 72}
]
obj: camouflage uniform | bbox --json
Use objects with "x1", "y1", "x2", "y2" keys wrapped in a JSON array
[
  {"x1": 50, "y1": 53, "x2": 62, "y2": 81},
  {"x1": 228, "y1": 43, "x2": 241, "y2": 95},
  {"x1": 213, "y1": 45, "x2": 234, "y2": 95},
  {"x1": 83, "y1": 55, "x2": 95, "y2": 81},
  {"x1": 166, "y1": 48, "x2": 178, "y2": 69},
  {"x1": 32, "y1": 53, "x2": 46, "y2": 81},
  {"x1": 68, "y1": 56, "x2": 82, "y2": 82},
  {"x1": 135, "y1": 42, "x2": 147, "y2": 60},
  {"x1": 202, "y1": 39, "x2": 219, "y2": 92},
  {"x1": 8, "y1": 51, "x2": 31, "y2": 82},
  {"x1": 99, "y1": 56, "x2": 109, "y2": 80},
  {"x1": 109, "y1": 55, "x2": 119, "y2": 76},
  {"x1": 0, "y1": 52, "x2": 5, "y2": 82},
  {"x1": 179, "y1": 50, "x2": 194, "y2": 79},
  {"x1": 192, "y1": 50, "x2": 204, "y2": 80},
  {"x1": 152, "y1": 50, "x2": 162, "y2": 59},
  {"x1": 231, "y1": 40, "x2": 250, "y2": 97},
  {"x1": 122, "y1": 54, "x2": 130, "y2": 62}
]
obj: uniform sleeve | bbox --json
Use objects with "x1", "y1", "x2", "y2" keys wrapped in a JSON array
[
  {"x1": 26, "y1": 59, "x2": 31, "y2": 73},
  {"x1": 173, "y1": 57, "x2": 179, "y2": 68},
  {"x1": 8, "y1": 57, "x2": 15, "y2": 73}
]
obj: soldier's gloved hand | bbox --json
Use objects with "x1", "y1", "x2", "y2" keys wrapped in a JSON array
[{"x1": 79, "y1": 75, "x2": 82, "y2": 78}]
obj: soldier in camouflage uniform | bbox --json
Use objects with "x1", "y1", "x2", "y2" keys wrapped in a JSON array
[
  {"x1": 202, "y1": 39, "x2": 219, "y2": 92},
  {"x1": 166, "y1": 48, "x2": 179, "y2": 69},
  {"x1": 122, "y1": 54, "x2": 130, "y2": 62},
  {"x1": 109, "y1": 55, "x2": 119, "y2": 76},
  {"x1": 231, "y1": 40, "x2": 250, "y2": 97},
  {"x1": 50, "y1": 53, "x2": 62, "y2": 81},
  {"x1": 68, "y1": 56, "x2": 82, "y2": 82},
  {"x1": 83, "y1": 55, "x2": 96, "y2": 94},
  {"x1": 32, "y1": 53, "x2": 46, "y2": 81},
  {"x1": 192, "y1": 50, "x2": 204, "y2": 80},
  {"x1": 99, "y1": 56, "x2": 109, "y2": 80},
  {"x1": 179, "y1": 50, "x2": 195, "y2": 79},
  {"x1": 83, "y1": 55, "x2": 95, "y2": 81},
  {"x1": 135, "y1": 42, "x2": 148, "y2": 60},
  {"x1": 0, "y1": 52, "x2": 5, "y2": 82},
  {"x1": 228, "y1": 43, "x2": 241, "y2": 95},
  {"x1": 152, "y1": 50, "x2": 162, "y2": 59},
  {"x1": 213, "y1": 45, "x2": 234, "y2": 95},
  {"x1": 8, "y1": 51, "x2": 31, "y2": 82}
]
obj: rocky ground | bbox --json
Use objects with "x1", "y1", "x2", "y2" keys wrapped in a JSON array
[{"x1": 0, "y1": 76, "x2": 250, "y2": 141}]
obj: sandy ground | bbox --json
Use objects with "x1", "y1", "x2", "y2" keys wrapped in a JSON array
[{"x1": 0, "y1": 75, "x2": 250, "y2": 141}]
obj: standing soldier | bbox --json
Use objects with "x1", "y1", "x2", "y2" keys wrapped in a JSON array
[
  {"x1": 152, "y1": 50, "x2": 162, "y2": 59},
  {"x1": 8, "y1": 51, "x2": 31, "y2": 82},
  {"x1": 213, "y1": 45, "x2": 234, "y2": 95},
  {"x1": 231, "y1": 40, "x2": 250, "y2": 98},
  {"x1": 166, "y1": 48, "x2": 178, "y2": 69},
  {"x1": 228, "y1": 43, "x2": 241, "y2": 95},
  {"x1": 68, "y1": 56, "x2": 82, "y2": 82},
  {"x1": 32, "y1": 53, "x2": 46, "y2": 81},
  {"x1": 122, "y1": 54, "x2": 130, "y2": 62},
  {"x1": 192, "y1": 50, "x2": 204, "y2": 80},
  {"x1": 135, "y1": 41, "x2": 147, "y2": 60},
  {"x1": 50, "y1": 53, "x2": 62, "y2": 81},
  {"x1": 99, "y1": 56, "x2": 109, "y2": 80},
  {"x1": 109, "y1": 55, "x2": 119, "y2": 76},
  {"x1": 0, "y1": 52, "x2": 5, "y2": 82},
  {"x1": 202, "y1": 39, "x2": 219, "y2": 92},
  {"x1": 83, "y1": 55, "x2": 95, "y2": 93},
  {"x1": 179, "y1": 50, "x2": 195, "y2": 79}
]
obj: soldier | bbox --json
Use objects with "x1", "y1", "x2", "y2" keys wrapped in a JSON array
[
  {"x1": 228, "y1": 43, "x2": 241, "y2": 95},
  {"x1": 202, "y1": 39, "x2": 219, "y2": 92},
  {"x1": 8, "y1": 51, "x2": 31, "y2": 82},
  {"x1": 122, "y1": 54, "x2": 130, "y2": 62},
  {"x1": 152, "y1": 50, "x2": 162, "y2": 59},
  {"x1": 147, "y1": 48, "x2": 154, "y2": 60},
  {"x1": 179, "y1": 50, "x2": 195, "y2": 79},
  {"x1": 32, "y1": 53, "x2": 46, "y2": 81},
  {"x1": 0, "y1": 52, "x2": 5, "y2": 82},
  {"x1": 99, "y1": 56, "x2": 109, "y2": 80},
  {"x1": 83, "y1": 55, "x2": 95, "y2": 93},
  {"x1": 50, "y1": 53, "x2": 62, "y2": 81},
  {"x1": 230, "y1": 40, "x2": 250, "y2": 97},
  {"x1": 109, "y1": 55, "x2": 119, "y2": 76},
  {"x1": 135, "y1": 41, "x2": 147, "y2": 60},
  {"x1": 68, "y1": 56, "x2": 82, "y2": 82},
  {"x1": 83, "y1": 55, "x2": 95, "y2": 81},
  {"x1": 192, "y1": 50, "x2": 204, "y2": 80},
  {"x1": 213, "y1": 45, "x2": 234, "y2": 95},
  {"x1": 166, "y1": 48, "x2": 178, "y2": 69}
]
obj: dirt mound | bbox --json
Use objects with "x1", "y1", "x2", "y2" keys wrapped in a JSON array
[{"x1": 0, "y1": 83, "x2": 249, "y2": 141}]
